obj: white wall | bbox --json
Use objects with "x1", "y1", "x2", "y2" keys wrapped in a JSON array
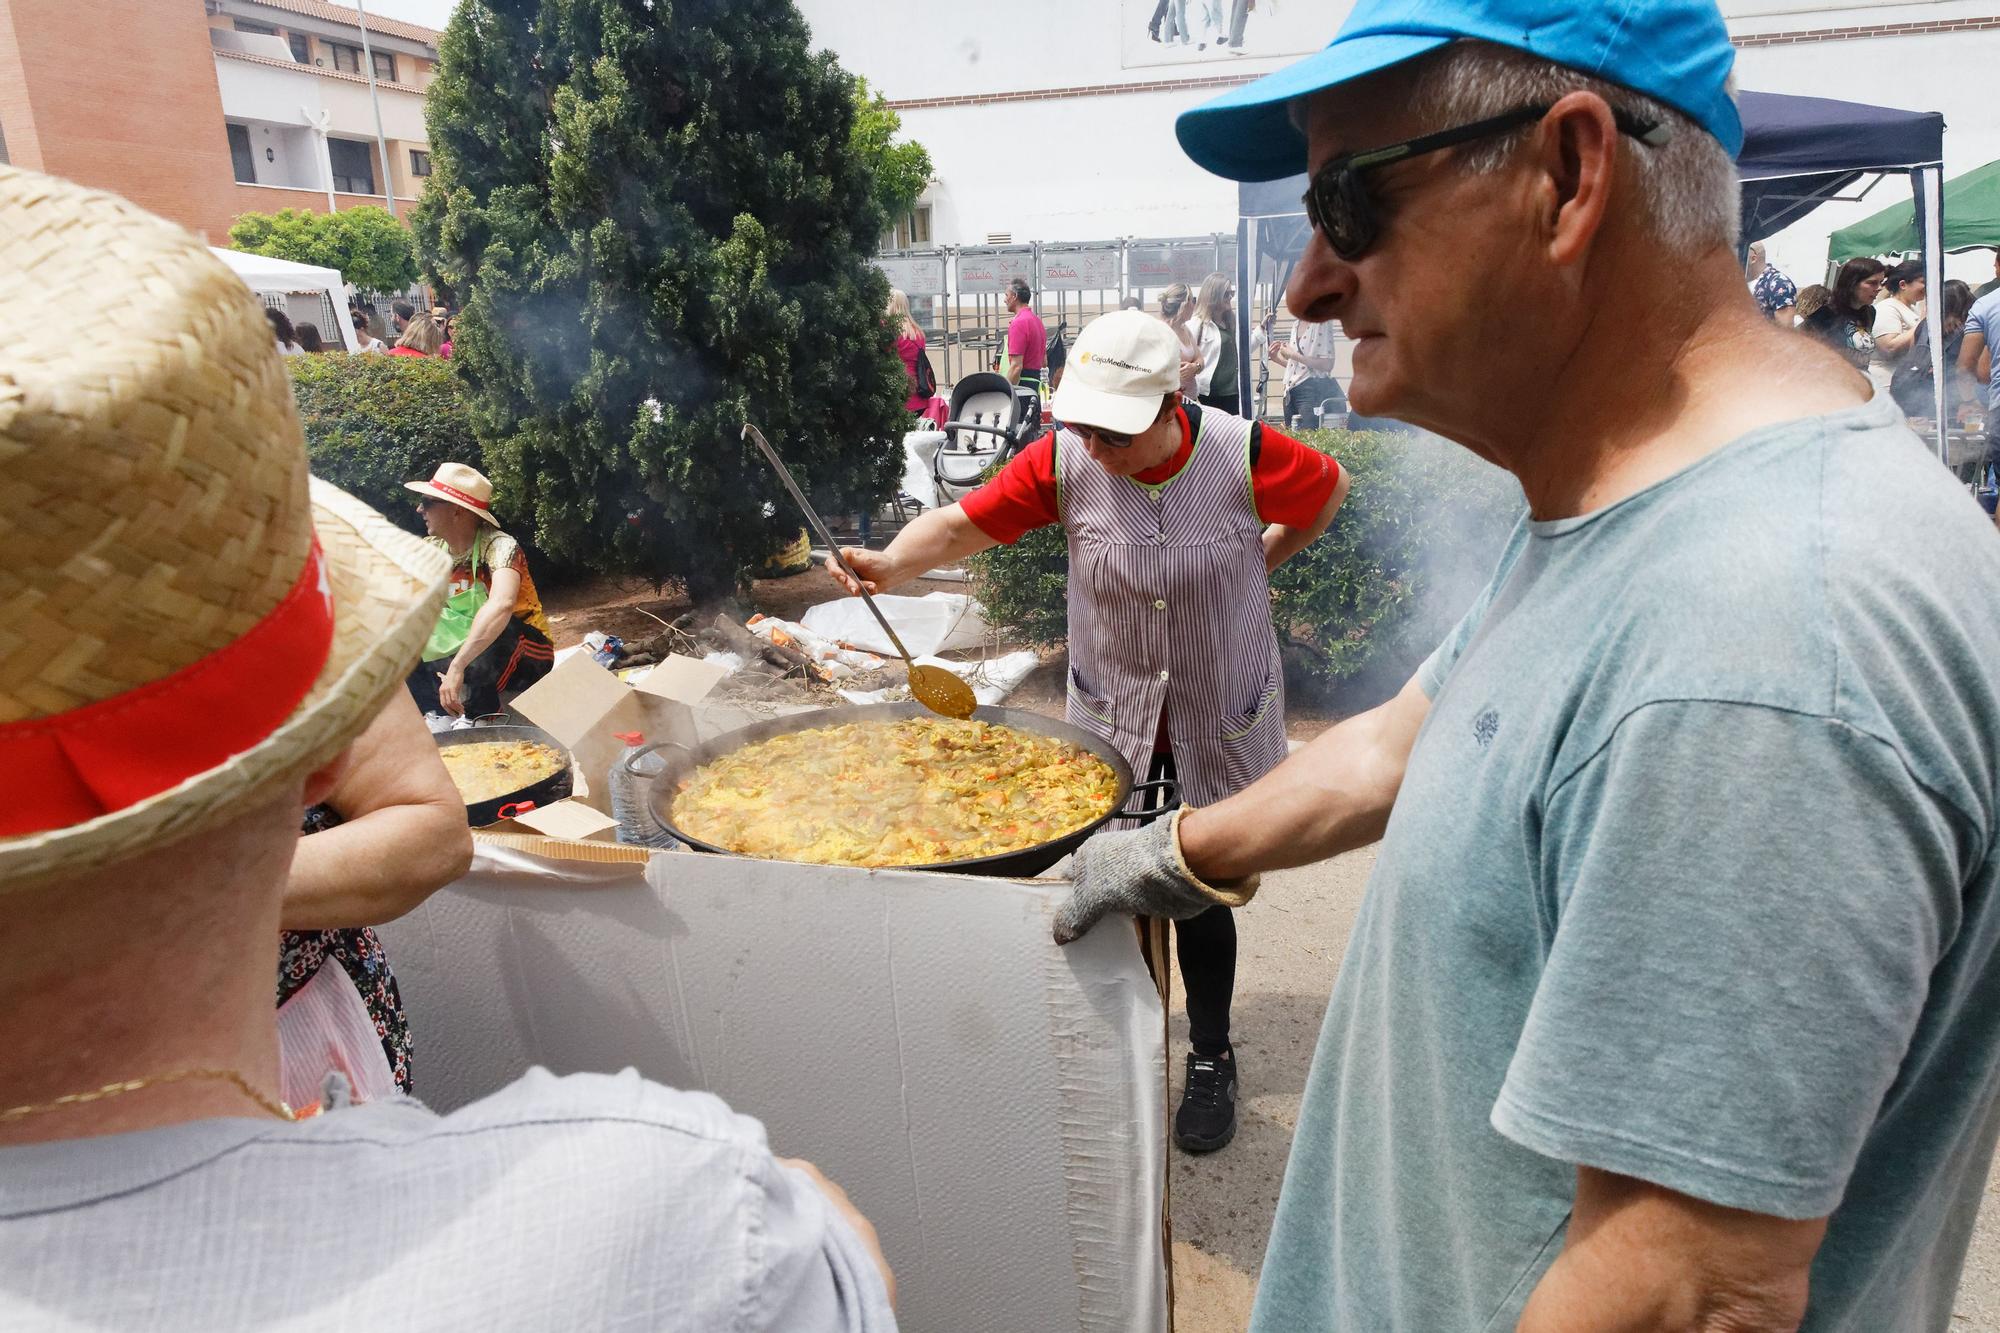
[
  {"x1": 802, "y1": 0, "x2": 1999, "y2": 283},
  {"x1": 320, "y1": 77, "x2": 428, "y2": 143},
  {"x1": 793, "y1": 0, "x2": 1319, "y2": 102},
  {"x1": 216, "y1": 57, "x2": 325, "y2": 127},
  {"x1": 899, "y1": 87, "x2": 1243, "y2": 247}
]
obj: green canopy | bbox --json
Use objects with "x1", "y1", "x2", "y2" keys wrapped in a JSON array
[{"x1": 1828, "y1": 158, "x2": 2000, "y2": 261}]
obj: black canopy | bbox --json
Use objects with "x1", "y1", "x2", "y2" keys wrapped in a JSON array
[{"x1": 1735, "y1": 90, "x2": 1944, "y2": 243}]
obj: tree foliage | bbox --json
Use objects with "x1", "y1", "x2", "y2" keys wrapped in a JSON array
[
  {"x1": 228, "y1": 206, "x2": 419, "y2": 294},
  {"x1": 971, "y1": 429, "x2": 1524, "y2": 702},
  {"x1": 413, "y1": 0, "x2": 910, "y2": 603},
  {"x1": 850, "y1": 77, "x2": 932, "y2": 230},
  {"x1": 289, "y1": 354, "x2": 479, "y2": 535}
]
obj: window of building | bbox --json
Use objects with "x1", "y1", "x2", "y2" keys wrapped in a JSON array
[
  {"x1": 371, "y1": 49, "x2": 396, "y2": 82},
  {"x1": 328, "y1": 138, "x2": 376, "y2": 195},
  {"x1": 325, "y1": 42, "x2": 361, "y2": 74},
  {"x1": 233, "y1": 19, "x2": 277, "y2": 35},
  {"x1": 409, "y1": 149, "x2": 432, "y2": 178},
  {"x1": 288, "y1": 32, "x2": 310, "y2": 63},
  {"x1": 227, "y1": 124, "x2": 256, "y2": 184},
  {"x1": 884, "y1": 204, "x2": 934, "y2": 253}
]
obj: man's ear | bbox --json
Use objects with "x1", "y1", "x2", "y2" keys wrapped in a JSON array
[{"x1": 1532, "y1": 91, "x2": 1621, "y2": 268}]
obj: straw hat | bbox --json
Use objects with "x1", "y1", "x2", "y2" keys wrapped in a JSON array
[
  {"x1": 405, "y1": 462, "x2": 501, "y2": 527},
  {"x1": 0, "y1": 166, "x2": 450, "y2": 889}
]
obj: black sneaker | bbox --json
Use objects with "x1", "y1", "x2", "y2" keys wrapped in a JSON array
[{"x1": 1174, "y1": 1050, "x2": 1238, "y2": 1153}]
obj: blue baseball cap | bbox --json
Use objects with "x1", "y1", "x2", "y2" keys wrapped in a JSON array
[{"x1": 1176, "y1": 0, "x2": 1742, "y2": 182}]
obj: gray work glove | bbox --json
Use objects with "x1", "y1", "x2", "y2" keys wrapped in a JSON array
[{"x1": 1052, "y1": 808, "x2": 1260, "y2": 945}]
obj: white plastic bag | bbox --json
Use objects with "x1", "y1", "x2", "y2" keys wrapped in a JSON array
[
  {"x1": 802, "y1": 592, "x2": 988, "y2": 659},
  {"x1": 276, "y1": 960, "x2": 399, "y2": 1110}
]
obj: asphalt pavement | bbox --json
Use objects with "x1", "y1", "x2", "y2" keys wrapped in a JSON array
[{"x1": 1165, "y1": 846, "x2": 2000, "y2": 1331}]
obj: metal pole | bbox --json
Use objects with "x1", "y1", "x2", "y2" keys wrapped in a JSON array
[
  {"x1": 352, "y1": 0, "x2": 397, "y2": 217},
  {"x1": 1234, "y1": 220, "x2": 1253, "y2": 418},
  {"x1": 1916, "y1": 165, "x2": 1947, "y2": 466}
]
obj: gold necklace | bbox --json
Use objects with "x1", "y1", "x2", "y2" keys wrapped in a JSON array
[{"x1": 0, "y1": 1069, "x2": 296, "y2": 1124}]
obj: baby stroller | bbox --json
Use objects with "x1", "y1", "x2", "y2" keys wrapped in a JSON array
[{"x1": 901, "y1": 371, "x2": 1046, "y2": 509}]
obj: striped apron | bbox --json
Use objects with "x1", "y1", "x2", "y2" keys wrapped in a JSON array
[{"x1": 1057, "y1": 408, "x2": 1289, "y2": 809}]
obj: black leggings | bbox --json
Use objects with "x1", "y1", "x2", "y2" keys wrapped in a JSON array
[
  {"x1": 1144, "y1": 753, "x2": 1237, "y2": 1058},
  {"x1": 407, "y1": 617, "x2": 554, "y2": 719}
]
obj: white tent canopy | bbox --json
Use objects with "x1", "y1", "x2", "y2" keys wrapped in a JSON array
[{"x1": 208, "y1": 247, "x2": 357, "y2": 352}]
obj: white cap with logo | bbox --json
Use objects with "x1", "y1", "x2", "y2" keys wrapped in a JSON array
[{"x1": 1050, "y1": 310, "x2": 1183, "y2": 436}]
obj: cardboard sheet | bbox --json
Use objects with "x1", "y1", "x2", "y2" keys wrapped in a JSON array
[{"x1": 380, "y1": 843, "x2": 1168, "y2": 1333}]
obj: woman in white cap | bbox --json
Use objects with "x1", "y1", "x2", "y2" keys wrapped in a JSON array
[
  {"x1": 828, "y1": 308, "x2": 1348, "y2": 1153},
  {"x1": 404, "y1": 462, "x2": 556, "y2": 717}
]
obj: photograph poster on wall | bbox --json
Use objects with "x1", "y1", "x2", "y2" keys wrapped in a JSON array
[{"x1": 1122, "y1": 0, "x2": 1329, "y2": 69}]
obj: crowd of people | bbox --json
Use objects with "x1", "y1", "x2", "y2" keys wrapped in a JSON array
[
  {"x1": 13, "y1": 0, "x2": 2000, "y2": 1325},
  {"x1": 263, "y1": 297, "x2": 456, "y2": 360},
  {"x1": 1754, "y1": 242, "x2": 1997, "y2": 463}
]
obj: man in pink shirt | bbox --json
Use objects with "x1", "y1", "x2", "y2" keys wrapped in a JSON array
[{"x1": 1003, "y1": 278, "x2": 1048, "y2": 392}]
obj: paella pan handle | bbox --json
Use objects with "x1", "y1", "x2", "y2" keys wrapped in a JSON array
[
  {"x1": 470, "y1": 712, "x2": 511, "y2": 726},
  {"x1": 620, "y1": 739, "x2": 694, "y2": 780},
  {"x1": 1118, "y1": 778, "x2": 1180, "y2": 825},
  {"x1": 496, "y1": 800, "x2": 538, "y2": 820}
]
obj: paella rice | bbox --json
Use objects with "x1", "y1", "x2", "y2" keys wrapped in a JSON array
[
  {"x1": 672, "y1": 717, "x2": 1120, "y2": 867},
  {"x1": 439, "y1": 740, "x2": 568, "y2": 805}
]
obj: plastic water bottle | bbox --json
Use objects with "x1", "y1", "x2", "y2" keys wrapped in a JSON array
[{"x1": 609, "y1": 731, "x2": 680, "y2": 849}]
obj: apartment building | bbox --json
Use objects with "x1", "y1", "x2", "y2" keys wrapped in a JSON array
[{"x1": 0, "y1": 0, "x2": 438, "y2": 241}]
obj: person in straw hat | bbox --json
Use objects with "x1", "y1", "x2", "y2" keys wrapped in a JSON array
[
  {"x1": 0, "y1": 166, "x2": 895, "y2": 1330},
  {"x1": 827, "y1": 308, "x2": 1349, "y2": 1155},
  {"x1": 404, "y1": 461, "x2": 555, "y2": 718}
]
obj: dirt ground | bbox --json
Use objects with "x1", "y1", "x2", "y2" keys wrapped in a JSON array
[{"x1": 545, "y1": 568, "x2": 2000, "y2": 1331}]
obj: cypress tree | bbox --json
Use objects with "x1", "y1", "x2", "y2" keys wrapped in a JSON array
[{"x1": 415, "y1": 0, "x2": 909, "y2": 603}]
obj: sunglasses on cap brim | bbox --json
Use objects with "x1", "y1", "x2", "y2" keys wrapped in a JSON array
[{"x1": 1303, "y1": 102, "x2": 1671, "y2": 261}]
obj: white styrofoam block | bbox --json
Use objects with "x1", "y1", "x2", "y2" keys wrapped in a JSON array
[{"x1": 380, "y1": 845, "x2": 1167, "y2": 1333}]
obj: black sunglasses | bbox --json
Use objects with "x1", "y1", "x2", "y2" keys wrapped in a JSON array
[
  {"x1": 1072, "y1": 422, "x2": 1138, "y2": 449},
  {"x1": 1302, "y1": 103, "x2": 1672, "y2": 260}
]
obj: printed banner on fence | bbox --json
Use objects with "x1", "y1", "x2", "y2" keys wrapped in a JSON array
[
  {"x1": 875, "y1": 255, "x2": 948, "y2": 297},
  {"x1": 956, "y1": 249, "x2": 1037, "y2": 295},
  {"x1": 1039, "y1": 246, "x2": 1123, "y2": 291}
]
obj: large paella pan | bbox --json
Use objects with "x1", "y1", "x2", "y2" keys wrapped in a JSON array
[{"x1": 628, "y1": 703, "x2": 1176, "y2": 877}]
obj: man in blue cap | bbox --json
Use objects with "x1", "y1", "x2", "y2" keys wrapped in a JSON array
[{"x1": 1054, "y1": 0, "x2": 2000, "y2": 1327}]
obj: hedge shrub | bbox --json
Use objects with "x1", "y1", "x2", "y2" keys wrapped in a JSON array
[
  {"x1": 289, "y1": 354, "x2": 481, "y2": 535},
  {"x1": 1268, "y1": 428, "x2": 1521, "y2": 698},
  {"x1": 969, "y1": 428, "x2": 1523, "y2": 700}
]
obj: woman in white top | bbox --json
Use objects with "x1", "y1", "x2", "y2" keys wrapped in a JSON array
[
  {"x1": 1159, "y1": 282, "x2": 1202, "y2": 397},
  {"x1": 265, "y1": 307, "x2": 303, "y2": 357},
  {"x1": 351, "y1": 306, "x2": 388, "y2": 354},
  {"x1": 1868, "y1": 259, "x2": 1926, "y2": 391},
  {"x1": 1190, "y1": 273, "x2": 1238, "y2": 411}
]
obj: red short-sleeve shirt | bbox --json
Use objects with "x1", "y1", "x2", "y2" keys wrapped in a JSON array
[{"x1": 960, "y1": 405, "x2": 1340, "y2": 545}]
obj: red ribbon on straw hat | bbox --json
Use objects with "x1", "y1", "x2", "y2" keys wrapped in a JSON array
[
  {"x1": 0, "y1": 542, "x2": 336, "y2": 836},
  {"x1": 428, "y1": 481, "x2": 490, "y2": 512}
]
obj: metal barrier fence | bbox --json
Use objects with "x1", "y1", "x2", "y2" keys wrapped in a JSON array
[{"x1": 875, "y1": 235, "x2": 1241, "y2": 390}]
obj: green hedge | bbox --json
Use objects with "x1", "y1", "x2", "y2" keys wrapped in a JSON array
[
  {"x1": 289, "y1": 354, "x2": 481, "y2": 536},
  {"x1": 969, "y1": 428, "x2": 1522, "y2": 699}
]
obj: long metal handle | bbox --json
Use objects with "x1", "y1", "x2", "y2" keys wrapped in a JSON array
[{"x1": 741, "y1": 422, "x2": 919, "y2": 667}]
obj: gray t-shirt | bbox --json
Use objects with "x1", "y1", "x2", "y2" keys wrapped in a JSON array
[
  {"x1": 1252, "y1": 391, "x2": 2000, "y2": 1332},
  {"x1": 1966, "y1": 288, "x2": 2000, "y2": 410},
  {"x1": 0, "y1": 1068, "x2": 895, "y2": 1331}
]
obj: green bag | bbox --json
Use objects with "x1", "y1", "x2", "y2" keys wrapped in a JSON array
[{"x1": 422, "y1": 529, "x2": 489, "y2": 661}]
